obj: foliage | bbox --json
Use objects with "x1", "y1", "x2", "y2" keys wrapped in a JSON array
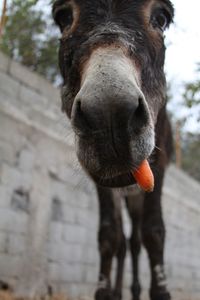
[
  {"x1": 181, "y1": 132, "x2": 200, "y2": 182},
  {"x1": 183, "y1": 64, "x2": 200, "y2": 123},
  {"x1": 0, "y1": 0, "x2": 59, "y2": 83},
  {"x1": 167, "y1": 77, "x2": 200, "y2": 182},
  {"x1": 180, "y1": 70, "x2": 200, "y2": 181}
]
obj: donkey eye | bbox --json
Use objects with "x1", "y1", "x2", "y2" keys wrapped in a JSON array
[
  {"x1": 54, "y1": 5, "x2": 73, "y2": 32},
  {"x1": 156, "y1": 13, "x2": 168, "y2": 30},
  {"x1": 151, "y1": 10, "x2": 170, "y2": 32}
]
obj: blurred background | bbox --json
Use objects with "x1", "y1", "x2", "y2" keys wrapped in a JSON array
[{"x1": 0, "y1": 1, "x2": 200, "y2": 300}]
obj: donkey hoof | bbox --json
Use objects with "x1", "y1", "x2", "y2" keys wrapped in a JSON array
[
  {"x1": 95, "y1": 288, "x2": 114, "y2": 300},
  {"x1": 150, "y1": 291, "x2": 171, "y2": 300},
  {"x1": 113, "y1": 290, "x2": 122, "y2": 300},
  {"x1": 131, "y1": 282, "x2": 141, "y2": 300}
]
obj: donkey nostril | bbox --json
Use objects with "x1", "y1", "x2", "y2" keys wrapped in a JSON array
[
  {"x1": 129, "y1": 97, "x2": 149, "y2": 134},
  {"x1": 135, "y1": 98, "x2": 149, "y2": 121},
  {"x1": 72, "y1": 98, "x2": 94, "y2": 133},
  {"x1": 76, "y1": 100, "x2": 82, "y2": 115}
]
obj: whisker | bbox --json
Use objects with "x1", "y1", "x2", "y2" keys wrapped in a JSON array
[{"x1": 154, "y1": 146, "x2": 162, "y2": 152}]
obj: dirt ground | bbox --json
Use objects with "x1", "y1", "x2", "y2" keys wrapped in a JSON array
[{"x1": 0, "y1": 291, "x2": 68, "y2": 300}]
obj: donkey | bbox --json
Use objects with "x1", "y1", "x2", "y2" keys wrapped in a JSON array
[{"x1": 53, "y1": 1, "x2": 174, "y2": 300}]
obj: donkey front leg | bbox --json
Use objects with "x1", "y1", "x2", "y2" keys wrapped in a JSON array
[
  {"x1": 142, "y1": 168, "x2": 171, "y2": 300},
  {"x1": 113, "y1": 227, "x2": 126, "y2": 300},
  {"x1": 95, "y1": 186, "x2": 125, "y2": 300},
  {"x1": 126, "y1": 190, "x2": 144, "y2": 300}
]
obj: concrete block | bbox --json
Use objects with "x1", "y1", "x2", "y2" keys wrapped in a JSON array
[
  {"x1": 0, "y1": 185, "x2": 12, "y2": 208},
  {"x1": 47, "y1": 241, "x2": 65, "y2": 263},
  {"x1": 49, "y1": 222, "x2": 63, "y2": 243},
  {"x1": 0, "y1": 112, "x2": 28, "y2": 150},
  {"x1": 62, "y1": 282, "x2": 95, "y2": 298},
  {"x1": 51, "y1": 197, "x2": 63, "y2": 222},
  {"x1": 17, "y1": 147, "x2": 35, "y2": 171},
  {"x1": 65, "y1": 244, "x2": 85, "y2": 264},
  {"x1": 37, "y1": 76, "x2": 60, "y2": 103},
  {"x1": 0, "y1": 209, "x2": 11, "y2": 231},
  {"x1": 0, "y1": 139, "x2": 17, "y2": 164},
  {"x1": 84, "y1": 212, "x2": 98, "y2": 230},
  {"x1": 62, "y1": 224, "x2": 87, "y2": 244},
  {"x1": 48, "y1": 262, "x2": 61, "y2": 281},
  {"x1": 11, "y1": 188, "x2": 30, "y2": 214},
  {"x1": 68, "y1": 189, "x2": 93, "y2": 210},
  {"x1": 0, "y1": 253, "x2": 23, "y2": 277},
  {"x1": 1, "y1": 163, "x2": 33, "y2": 191},
  {"x1": 49, "y1": 180, "x2": 68, "y2": 202},
  {"x1": 0, "y1": 72, "x2": 21, "y2": 100},
  {"x1": 74, "y1": 208, "x2": 90, "y2": 227},
  {"x1": 49, "y1": 240, "x2": 86, "y2": 263},
  {"x1": 9, "y1": 60, "x2": 40, "y2": 91},
  {"x1": 54, "y1": 162, "x2": 95, "y2": 196},
  {"x1": 0, "y1": 52, "x2": 10, "y2": 72},
  {"x1": 48, "y1": 240, "x2": 94, "y2": 266},
  {"x1": 62, "y1": 204, "x2": 76, "y2": 224},
  {"x1": 19, "y1": 84, "x2": 48, "y2": 111},
  {"x1": 8, "y1": 233, "x2": 27, "y2": 255},
  {"x1": 9, "y1": 57, "x2": 60, "y2": 104},
  {"x1": 0, "y1": 209, "x2": 28, "y2": 235},
  {"x1": 0, "y1": 232, "x2": 8, "y2": 253},
  {"x1": 49, "y1": 179, "x2": 91, "y2": 211},
  {"x1": 74, "y1": 208, "x2": 98, "y2": 230},
  {"x1": 83, "y1": 246, "x2": 99, "y2": 265},
  {"x1": 25, "y1": 110, "x2": 57, "y2": 133},
  {"x1": 85, "y1": 266, "x2": 98, "y2": 284},
  {"x1": 60, "y1": 263, "x2": 85, "y2": 282},
  {"x1": 54, "y1": 165, "x2": 84, "y2": 188}
]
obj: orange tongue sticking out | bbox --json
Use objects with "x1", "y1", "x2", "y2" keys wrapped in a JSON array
[{"x1": 133, "y1": 160, "x2": 154, "y2": 192}]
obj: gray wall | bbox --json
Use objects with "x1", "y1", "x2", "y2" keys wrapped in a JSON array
[{"x1": 0, "y1": 52, "x2": 200, "y2": 300}]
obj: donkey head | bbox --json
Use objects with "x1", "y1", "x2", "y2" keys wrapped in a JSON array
[{"x1": 53, "y1": 0, "x2": 174, "y2": 187}]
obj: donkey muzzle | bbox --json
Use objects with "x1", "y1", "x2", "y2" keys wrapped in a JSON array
[{"x1": 71, "y1": 47, "x2": 155, "y2": 187}]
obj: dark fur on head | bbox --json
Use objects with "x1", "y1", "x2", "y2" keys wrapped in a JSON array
[
  {"x1": 53, "y1": 0, "x2": 174, "y2": 187},
  {"x1": 53, "y1": 0, "x2": 174, "y2": 115}
]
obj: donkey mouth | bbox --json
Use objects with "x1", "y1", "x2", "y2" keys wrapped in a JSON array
[
  {"x1": 76, "y1": 128, "x2": 155, "y2": 188},
  {"x1": 76, "y1": 129, "x2": 155, "y2": 188},
  {"x1": 90, "y1": 171, "x2": 137, "y2": 188},
  {"x1": 76, "y1": 137, "x2": 144, "y2": 188}
]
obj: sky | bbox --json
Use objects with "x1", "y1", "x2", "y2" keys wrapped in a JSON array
[
  {"x1": 165, "y1": 0, "x2": 200, "y2": 83},
  {"x1": 164, "y1": 0, "x2": 200, "y2": 130}
]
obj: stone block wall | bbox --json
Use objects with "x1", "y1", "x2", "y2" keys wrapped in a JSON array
[{"x1": 0, "y1": 52, "x2": 200, "y2": 299}]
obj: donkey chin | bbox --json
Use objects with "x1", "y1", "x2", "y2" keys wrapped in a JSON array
[{"x1": 71, "y1": 47, "x2": 155, "y2": 188}]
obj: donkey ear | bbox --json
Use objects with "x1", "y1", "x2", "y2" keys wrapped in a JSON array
[
  {"x1": 52, "y1": 1, "x2": 73, "y2": 33},
  {"x1": 52, "y1": 2, "x2": 59, "y2": 24},
  {"x1": 52, "y1": 1, "x2": 63, "y2": 31}
]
